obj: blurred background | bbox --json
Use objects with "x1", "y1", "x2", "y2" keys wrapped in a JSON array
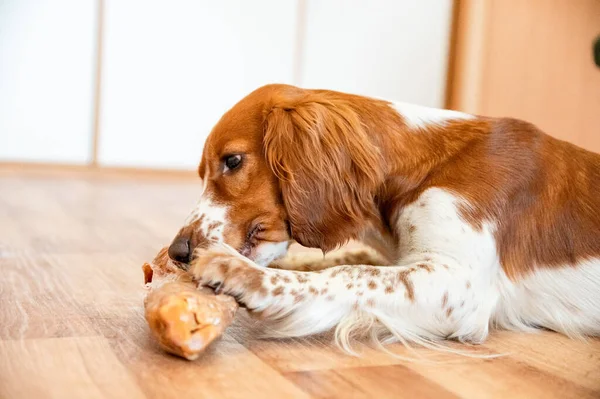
[{"x1": 0, "y1": 0, "x2": 599, "y2": 172}]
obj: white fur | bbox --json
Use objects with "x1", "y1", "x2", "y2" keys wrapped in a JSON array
[
  {"x1": 184, "y1": 195, "x2": 227, "y2": 242},
  {"x1": 390, "y1": 102, "x2": 474, "y2": 130},
  {"x1": 493, "y1": 260, "x2": 600, "y2": 337},
  {"x1": 253, "y1": 241, "x2": 289, "y2": 267}
]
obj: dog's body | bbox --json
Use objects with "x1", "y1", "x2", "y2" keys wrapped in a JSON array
[{"x1": 168, "y1": 84, "x2": 600, "y2": 348}]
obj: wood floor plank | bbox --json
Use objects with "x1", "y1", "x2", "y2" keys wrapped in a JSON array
[
  {"x1": 285, "y1": 365, "x2": 459, "y2": 399},
  {"x1": 405, "y1": 355, "x2": 600, "y2": 398},
  {"x1": 484, "y1": 331, "x2": 600, "y2": 390},
  {"x1": 0, "y1": 253, "x2": 98, "y2": 340},
  {"x1": 0, "y1": 336, "x2": 145, "y2": 399}
]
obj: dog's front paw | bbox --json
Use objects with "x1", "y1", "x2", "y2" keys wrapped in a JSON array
[{"x1": 190, "y1": 247, "x2": 269, "y2": 310}]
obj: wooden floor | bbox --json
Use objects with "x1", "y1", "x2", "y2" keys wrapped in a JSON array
[{"x1": 1, "y1": 167, "x2": 599, "y2": 399}]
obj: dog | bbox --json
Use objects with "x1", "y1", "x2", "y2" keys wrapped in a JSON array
[{"x1": 167, "y1": 84, "x2": 599, "y2": 349}]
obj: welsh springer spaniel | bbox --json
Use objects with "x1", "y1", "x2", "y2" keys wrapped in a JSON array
[{"x1": 167, "y1": 84, "x2": 600, "y2": 349}]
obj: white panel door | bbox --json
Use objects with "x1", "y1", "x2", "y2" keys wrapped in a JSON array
[
  {"x1": 301, "y1": 0, "x2": 454, "y2": 107},
  {"x1": 0, "y1": 0, "x2": 97, "y2": 164},
  {"x1": 99, "y1": 0, "x2": 298, "y2": 169}
]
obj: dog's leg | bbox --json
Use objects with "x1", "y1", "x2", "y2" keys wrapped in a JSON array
[
  {"x1": 268, "y1": 245, "x2": 390, "y2": 272},
  {"x1": 191, "y1": 247, "x2": 495, "y2": 345}
]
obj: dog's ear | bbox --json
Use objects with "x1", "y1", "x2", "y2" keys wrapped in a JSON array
[{"x1": 263, "y1": 90, "x2": 384, "y2": 251}]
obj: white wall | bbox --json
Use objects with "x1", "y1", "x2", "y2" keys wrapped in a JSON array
[
  {"x1": 0, "y1": 0, "x2": 454, "y2": 169},
  {"x1": 0, "y1": 0, "x2": 97, "y2": 164},
  {"x1": 301, "y1": 0, "x2": 454, "y2": 107},
  {"x1": 97, "y1": 0, "x2": 298, "y2": 169}
]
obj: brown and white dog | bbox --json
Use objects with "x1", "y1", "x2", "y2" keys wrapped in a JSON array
[{"x1": 167, "y1": 84, "x2": 600, "y2": 348}]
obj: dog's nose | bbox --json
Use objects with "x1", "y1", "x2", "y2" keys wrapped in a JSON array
[{"x1": 168, "y1": 236, "x2": 191, "y2": 263}]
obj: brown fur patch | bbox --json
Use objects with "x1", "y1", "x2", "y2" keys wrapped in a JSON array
[
  {"x1": 206, "y1": 221, "x2": 223, "y2": 231},
  {"x1": 331, "y1": 266, "x2": 353, "y2": 278},
  {"x1": 241, "y1": 266, "x2": 265, "y2": 293},
  {"x1": 367, "y1": 280, "x2": 378, "y2": 290},
  {"x1": 368, "y1": 268, "x2": 381, "y2": 277},
  {"x1": 417, "y1": 263, "x2": 434, "y2": 273},
  {"x1": 397, "y1": 269, "x2": 415, "y2": 301},
  {"x1": 441, "y1": 291, "x2": 448, "y2": 308},
  {"x1": 272, "y1": 286, "x2": 284, "y2": 296}
]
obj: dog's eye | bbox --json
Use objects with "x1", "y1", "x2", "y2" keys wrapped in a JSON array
[{"x1": 223, "y1": 154, "x2": 242, "y2": 172}]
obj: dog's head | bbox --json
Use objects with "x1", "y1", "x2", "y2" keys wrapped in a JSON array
[{"x1": 168, "y1": 84, "x2": 385, "y2": 266}]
